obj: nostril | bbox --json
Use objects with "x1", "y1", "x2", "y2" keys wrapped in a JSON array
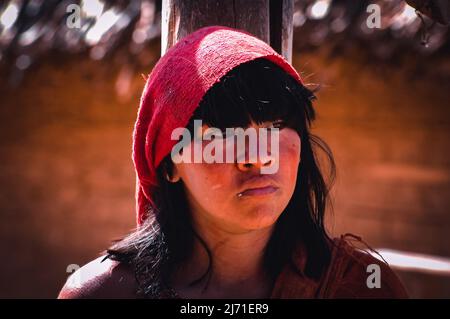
[{"x1": 237, "y1": 157, "x2": 273, "y2": 171}]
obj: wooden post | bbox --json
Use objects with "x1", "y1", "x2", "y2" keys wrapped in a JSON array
[{"x1": 161, "y1": 0, "x2": 294, "y2": 63}]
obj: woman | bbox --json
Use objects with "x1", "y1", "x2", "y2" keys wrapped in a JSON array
[{"x1": 58, "y1": 26, "x2": 408, "y2": 299}]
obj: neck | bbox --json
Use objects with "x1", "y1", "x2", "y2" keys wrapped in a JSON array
[{"x1": 172, "y1": 217, "x2": 276, "y2": 297}]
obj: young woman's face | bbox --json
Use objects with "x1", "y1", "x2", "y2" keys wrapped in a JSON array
[{"x1": 170, "y1": 120, "x2": 301, "y2": 233}]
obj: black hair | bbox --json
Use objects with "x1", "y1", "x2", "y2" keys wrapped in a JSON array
[{"x1": 106, "y1": 57, "x2": 336, "y2": 298}]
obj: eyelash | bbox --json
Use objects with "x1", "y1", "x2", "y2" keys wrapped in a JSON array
[
  {"x1": 270, "y1": 120, "x2": 286, "y2": 129},
  {"x1": 204, "y1": 121, "x2": 286, "y2": 139}
]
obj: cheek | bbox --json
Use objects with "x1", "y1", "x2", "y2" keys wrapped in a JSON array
[
  {"x1": 176, "y1": 162, "x2": 233, "y2": 205},
  {"x1": 278, "y1": 129, "x2": 301, "y2": 168},
  {"x1": 275, "y1": 131, "x2": 301, "y2": 203}
]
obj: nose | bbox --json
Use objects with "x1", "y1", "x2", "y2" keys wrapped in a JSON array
[{"x1": 236, "y1": 153, "x2": 274, "y2": 172}]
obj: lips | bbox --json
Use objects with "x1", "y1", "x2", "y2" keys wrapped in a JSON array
[
  {"x1": 237, "y1": 175, "x2": 279, "y2": 197},
  {"x1": 238, "y1": 185, "x2": 279, "y2": 197}
]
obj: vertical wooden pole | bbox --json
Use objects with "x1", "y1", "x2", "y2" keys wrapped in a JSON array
[
  {"x1": 269, "y1": 0, "x2": 294, "y2": 63},
  {"x1": 161, "y1": 0, "x2": 294, "y2": 63}
]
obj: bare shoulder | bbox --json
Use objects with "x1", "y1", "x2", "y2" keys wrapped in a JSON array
[{"x1": 57, "y1": 256, "x2": 139, "y2": 299}]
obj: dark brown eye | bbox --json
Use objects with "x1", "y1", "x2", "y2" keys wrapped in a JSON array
[
  {"x1": 271, "y1": 120, "x2": 286, "y2": 129},
  {"x1": 204, "y1": 128, "x2": 226, "y2": 140}
]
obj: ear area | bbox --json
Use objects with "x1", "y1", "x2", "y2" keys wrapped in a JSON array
[{"x1": 161, "y1": 157, "x2": 181, "y2": 183}]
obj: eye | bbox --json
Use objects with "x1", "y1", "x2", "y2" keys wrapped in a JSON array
[
  {"x1": 270, "y1": 120, "x2": 286, "y2": 129},
  {"x1": 203, "y1": 128, "x2": 226, "y2": 140}
]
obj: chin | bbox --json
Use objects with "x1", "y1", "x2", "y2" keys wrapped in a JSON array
[{"x1": 240, "y1": 206, "x2": 283, "y2": 230}]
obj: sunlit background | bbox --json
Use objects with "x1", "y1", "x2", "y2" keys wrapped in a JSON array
[{"x1": 0, "y1": 0, "x2": 449, "y2": 298}]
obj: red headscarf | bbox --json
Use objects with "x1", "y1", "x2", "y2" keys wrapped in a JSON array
[{"x1": 133, "y1": 25, "x2": 304, "y2": 225}]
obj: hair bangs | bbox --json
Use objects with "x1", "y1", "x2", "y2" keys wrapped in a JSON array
[{"x1": 190, "y1": 58, "x2": 315, "y2": 133}]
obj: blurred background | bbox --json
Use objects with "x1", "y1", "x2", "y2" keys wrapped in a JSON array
[{"x1": 0, "y1": 0, "x2": 449, "y2": 298}]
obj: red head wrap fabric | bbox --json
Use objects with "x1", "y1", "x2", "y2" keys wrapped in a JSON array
[{"x1": 133, "y1": 25, "x2": 304, "y2": 225}]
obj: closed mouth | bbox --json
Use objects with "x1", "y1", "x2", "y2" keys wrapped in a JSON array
[{"x1": 237, "y1": 185, "x2": 279, "y2": 197}]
